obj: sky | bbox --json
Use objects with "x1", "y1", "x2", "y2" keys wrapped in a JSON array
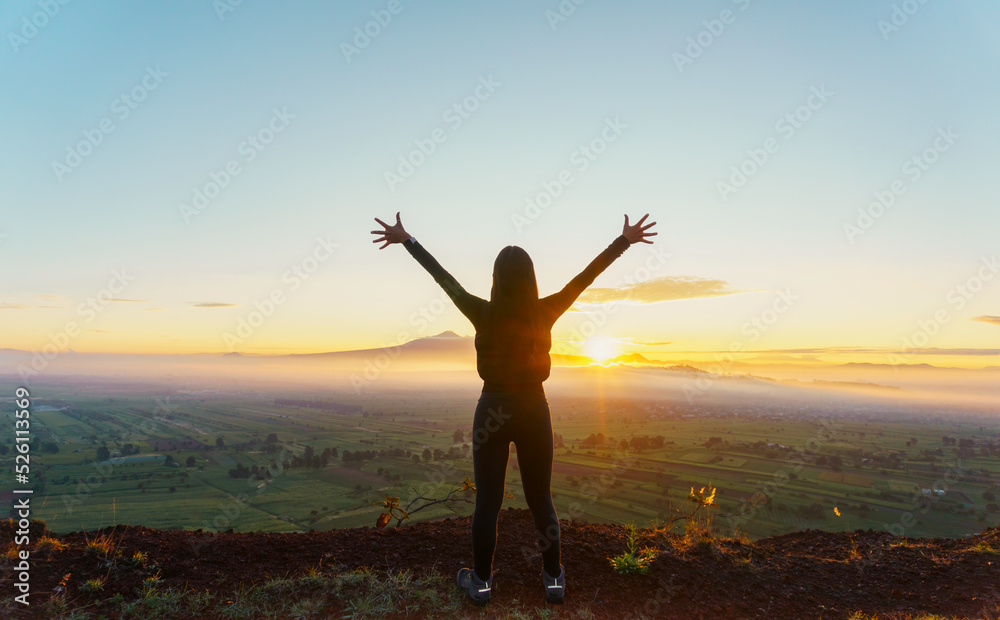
[{"x1": 2, "y1": 0, "x2": 999, "y2": 367}]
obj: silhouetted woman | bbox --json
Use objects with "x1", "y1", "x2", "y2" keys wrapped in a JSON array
[{"x1": 371, "y1": 212, "x2": 657, "y2": 606}]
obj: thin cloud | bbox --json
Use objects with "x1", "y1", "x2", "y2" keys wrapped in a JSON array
[
  {"x1": 972, "y1": 315, "x2": 1000, "y2": 327},
  {"x1": 111, "y1": 298, "x2": 150, "y2": 303},
  {"x1": 576, "y1": 275, "x2": 752, "y2": 304},
  {"x1": 713, "y1": 347, "x2": 1000, "y2": 357},
  {"x1": 0, "y1": 302, "x2": 69, "y2": 310},
  {"x1": 190, "y1": 302, "x2": 237, "y2": 308},
  {"x1": 88, "y1": 329, "x2": 110, "y2": 333}
]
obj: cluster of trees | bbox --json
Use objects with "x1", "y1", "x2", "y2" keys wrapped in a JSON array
[
  {"x1": 96, "y1": 443, "x2": 140, "y2": 461},
  {"x1": 343, "y1": 447, "x2": 407, "y2": 463},
  {"x1": 228, "y1": 462, "x2": 271, "y2": 480},
  {"x1": 418, "y1": 446, "x2": 468, "y2": 463},
  {"x1": 274, "y1": 398, "x2": 362, "y2": 414},
  {"x1": 292, "y1": 445, "x2": 337, "y2": 469}
]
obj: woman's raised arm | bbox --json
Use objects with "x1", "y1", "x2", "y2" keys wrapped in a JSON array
[
  {"x1": 542, "y1": 214, "x2": 657, "y2": 318},
  {"x1": 371, "y1": 212, "x2": 486, "y2": 328}
]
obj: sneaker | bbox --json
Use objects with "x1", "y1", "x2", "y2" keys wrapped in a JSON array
[
  {"x1": 542, "y1": 565, "x2": 565, "y2": 603},
  {"x1": 457, "y1": 567, "x2": 492, "y2": 606}
]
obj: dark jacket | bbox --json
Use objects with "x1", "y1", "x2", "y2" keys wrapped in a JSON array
[{"x1": 403, "y1": 235, "x2": 631, "y2": 391}]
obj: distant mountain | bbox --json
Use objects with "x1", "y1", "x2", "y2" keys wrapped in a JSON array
[
  {"x1": 604, "y1": 353, "x2": 653, "y2": 365},
  {"x1": 278, "y1": 332, "x2": 590, "y2": 370}
]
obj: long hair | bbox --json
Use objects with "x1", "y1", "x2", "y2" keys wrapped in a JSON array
[{"x1": 483, "y1": 246, "x2": 548, "y2": 363}]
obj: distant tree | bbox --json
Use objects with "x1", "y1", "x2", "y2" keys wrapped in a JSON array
[
  {"x1": 185, "y1": 456, "x2": 196, "y2": 467},
  {"x1": 412, "y1": 454, "x2": 421, "y2": 465},
  {"x1": 96, "y1": 446, "x2": 110, "y2": 461},
  {"x1": 266, "y1": 433, "x2": 278, "y2": 444},
  {"x1": 422, "y1": 448, "x2": 432, "y2": 462},
  {"x1": 164, "y1": 454, "x2": 175, "y2": 466},
  {"x1": 453, "y1": 429, "x2": 464, "y2": 444},
  {"x1": 169, "y1": 486, "x2": 176, "y2": 493},
  {"x1": 216, "y1": 436, "x2": 225, "y2": 449},
  {"x1": 829, "y1": 455, "x2": 843, "y2": 472}
]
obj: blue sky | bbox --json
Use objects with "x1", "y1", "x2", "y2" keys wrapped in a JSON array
[{"x1": 2, "y1": 0, "x2": 999, "y2": 363}]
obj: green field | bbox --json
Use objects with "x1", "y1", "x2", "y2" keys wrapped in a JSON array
[{"x1": 2, "y1": 376, "x2": 998, "y2": 541}]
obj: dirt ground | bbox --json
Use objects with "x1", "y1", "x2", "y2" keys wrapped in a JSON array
[{"x1": 8, "y1": 510, "x2": 1000, "y2": 618}]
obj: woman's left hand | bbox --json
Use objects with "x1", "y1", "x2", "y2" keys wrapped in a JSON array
[{"x1": 622, "y1": 213, "x2": 657, "y2": 244}]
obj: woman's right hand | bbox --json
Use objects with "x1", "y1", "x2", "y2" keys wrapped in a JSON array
[
  {"x1": 622, "y1": 213, "x2": 657, "y2": 244},
  {"x1": 371, "y1": 212, "x2": 411, "y2": 249}
]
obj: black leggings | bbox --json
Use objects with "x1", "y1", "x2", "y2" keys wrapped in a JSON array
[{"x1": 471, "y1": 389, "x2": 560, "y2": 580}]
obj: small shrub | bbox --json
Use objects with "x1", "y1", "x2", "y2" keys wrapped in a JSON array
[
  {"x1": 35, "y1": 536, "x2": 68, "y2": 555},
  {"x1": 80, "y1": 577, "x2": 105, "y2": 594},
  {"x1": 84, "y1": 536, "x2": 113, "y2": 558},
  {"x1": 608, "y1": 523, "x2": 657, "y2": 575}
]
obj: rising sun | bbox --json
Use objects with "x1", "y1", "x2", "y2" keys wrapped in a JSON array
[{"x1": 584, "y1": 338, "x2": 619, "y2": 364}]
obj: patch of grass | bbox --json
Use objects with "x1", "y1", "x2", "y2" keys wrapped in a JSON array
[
  {"x1": 36, "y1": 535, "x2": 69, "y2": 555},
  {"x1": 608, "y1": 523, "x2": 658, "y2": 575},
  {"x1": 83, "y1": 535, "x2": 113, "y2": 559},
  {"x1": 848, "y1": 613, "x2": 972, "y2": 620},
  {"x1": 79, "y1": 577, "x2": 106, "y2": 594},
  {"x1": 965, "y1": 541, "x2": 998, "y2": 554}
]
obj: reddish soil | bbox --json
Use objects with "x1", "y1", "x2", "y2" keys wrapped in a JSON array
[{"x1": 8, "y1": 510, "x2": 1000, "y2": 619}]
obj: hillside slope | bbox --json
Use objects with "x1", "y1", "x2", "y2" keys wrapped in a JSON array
[{"x1": 8, "y1": 510, "x2": 1000, "y2": 619}]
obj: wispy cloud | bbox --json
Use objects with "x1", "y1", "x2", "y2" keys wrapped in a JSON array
[
  {"x1": 0, "y1": 302, "x2": 69, "y2": 310},
  {"x1": 190, "y1": 302, "x2": 237, "y2": 308},
  {"x1": 111, "y1": 298, "x2": 150, "y2": 303},
  {"x1": 576, "y1": 275, "x2": 752, "y2": 305},
  {"x1": 972, "y1": 315, "x2": 1000, "y2": 327},
  {"x1": 742, "y1": 346, "x2": 1000, "y2": 356}
]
